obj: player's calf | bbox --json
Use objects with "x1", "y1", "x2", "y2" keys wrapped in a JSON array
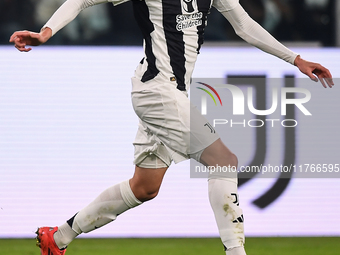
[
  {"x1": 208, "y1": 177, "x2": 246, "y2": 255},
  {"x1": 50, "y1": 180, "x2": 142, "y2": 250}
]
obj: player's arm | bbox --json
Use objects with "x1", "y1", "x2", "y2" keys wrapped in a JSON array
[
  {"x1": 9, "y1": 0, "x2": 126, "y2": 52},
  {"x1": 213, "y1": 0, "x2": 334, "y2": 88}
]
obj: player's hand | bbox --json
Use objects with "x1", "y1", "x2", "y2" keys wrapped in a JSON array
[
  {"x1": 9, "y1": 27, "x2": 52, "y2": 52},
  {"x1": 294, "y1": 55, "x2": 334, "y2": 88}
]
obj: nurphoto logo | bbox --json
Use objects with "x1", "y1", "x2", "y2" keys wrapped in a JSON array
[{"x1": 196, "y1": 81, "x2": 312, "y2": 128}]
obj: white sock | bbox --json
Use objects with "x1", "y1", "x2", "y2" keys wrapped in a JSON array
[
  {"x1": 54, "y1": 223, "x2": 78, "y2": 249},
  {"x1": 208, "y1": 178, "x2": 246, "y2": 252},
  {"x1": 226, "y1": 246, "x2": 247, "y2": 255},
  {"x1": 53, "y1": 180, "x2": 142, "y2": 247}
]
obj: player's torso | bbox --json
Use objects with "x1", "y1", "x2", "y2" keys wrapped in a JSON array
[{"x1": 132, "y1": 0, "x2": 213, "y2": 91}]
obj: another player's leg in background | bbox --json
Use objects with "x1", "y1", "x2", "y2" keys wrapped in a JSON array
[
  {"x1": 198, "y1": 138, "x2": 246, "y2": 255},
  {"x1": 49, "y1": 164, "x2": 168, "y2": 250}
]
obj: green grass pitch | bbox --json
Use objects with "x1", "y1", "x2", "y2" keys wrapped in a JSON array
[{"x1": 0, "y1": 237, "x2": 339, "y2": 255}]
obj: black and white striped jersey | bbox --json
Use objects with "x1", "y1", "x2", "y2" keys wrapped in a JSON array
[
  {"x1": 43, "y1": 0, "x2": 240, "y2": 91},
  {"x1": 132, "y1": 0, "x2": 217, "y2": 91},
  {"x1": 43, "y1": 0, "x2": 296, "y2": 91}
]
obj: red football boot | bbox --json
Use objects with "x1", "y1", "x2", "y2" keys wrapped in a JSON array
[{"x1": 36, "y1": 227, "x2": 66, "y2": 255}]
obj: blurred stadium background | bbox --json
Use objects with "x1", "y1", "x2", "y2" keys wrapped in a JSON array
[
  {"x1": 1, "y1": 0, "x2": 339, "y2": 46},
  {"x1": 1, "y1": 0, "x2": 340, "y2": 254}
]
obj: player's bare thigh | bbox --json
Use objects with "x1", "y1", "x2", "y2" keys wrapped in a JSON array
[{"x1": 129, "y1": 165, "x2": 168, "y2": 202}]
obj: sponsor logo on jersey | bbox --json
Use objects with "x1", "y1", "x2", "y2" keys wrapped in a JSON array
[
  {"x1": 176, "y1": 12, "x2": 203, "y2": 31},
  {"x1": 177, "y1": 0, "x2": 203, "y2": 31}
]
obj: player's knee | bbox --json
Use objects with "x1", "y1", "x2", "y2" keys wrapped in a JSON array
[
  {"x1": 217, "y1": 150, "x2": 238, "y2": 168},
  {"x1": 133, "y1": 185, "x2": 160, "y2": 202},
  {"x1": 138, "y1": 189, "x2": 159, "y2": 202},
  {"x1": 143, "y1": 188, "x2": 159, "y2": 201},
  {"x1": 200, "y1": 139, "x2": 238, "y2": 169}
]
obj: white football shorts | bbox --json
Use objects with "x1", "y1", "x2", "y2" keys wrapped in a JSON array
[{"x1": 131, "y1": 75, "x2": 219, "y2": 168}]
